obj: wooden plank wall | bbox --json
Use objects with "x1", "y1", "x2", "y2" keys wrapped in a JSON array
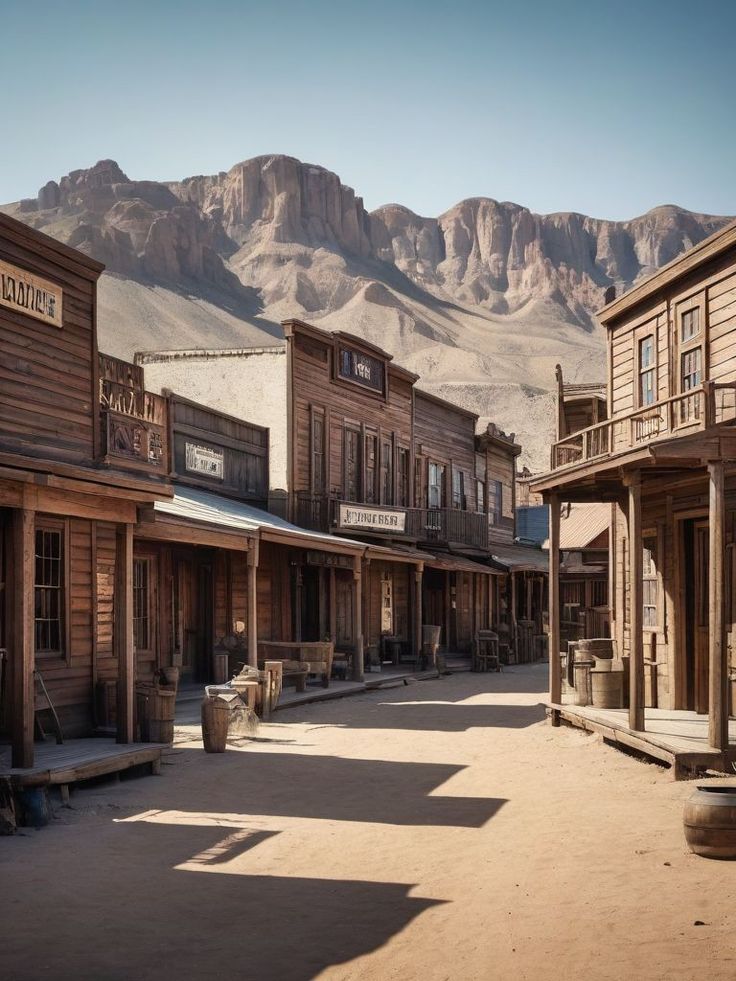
[
  {"x1": 364, "y1": 561, "x2": 410, "y2": 650},
  {"x1": 414, "y1": 393, "x2": 477, "y2": 511},
  {"x1": 485, "y1": 443, "x2": 515, "y2": 543},
  {"x1": 0, "y1": 225, "x2": 97, "y2": 465},
  {"x1": 290, "y1": 332, "x2": 414, "y2": 499}
]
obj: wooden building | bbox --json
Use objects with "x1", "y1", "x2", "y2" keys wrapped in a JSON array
[
  {"x1": 0, "y1": 215, "x2": 171, "y2": 771},
  {"x1": 535, "y1": 219, "x2": 736, "y2": 774}
]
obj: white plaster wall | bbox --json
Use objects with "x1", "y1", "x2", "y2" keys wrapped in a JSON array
[{"x1": 139, "y1": 348, "x2": 288, "y2": 494}]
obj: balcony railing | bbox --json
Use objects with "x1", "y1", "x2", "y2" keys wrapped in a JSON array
[
  {"x1": 550, "y1": 382, "x2": 736, "y2": 470},
  {"x1": 295, "y1": 494, "x2": 489, "y2": 549}
]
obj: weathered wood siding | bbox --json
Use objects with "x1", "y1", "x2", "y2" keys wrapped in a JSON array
[
  {"x1": 0, "y1": 217, "x2": 100, "y2": 466},
  {"x1": 414, "y1": 392, "x2": 477, "y2": 511}
]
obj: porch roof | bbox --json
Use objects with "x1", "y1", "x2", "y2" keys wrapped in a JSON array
[
  {"x1": 421, "y1": 550, "x2": 502, "y2": 576},
  {"x1": 489, "y1": 542, "x2": 549, "y2": 573},
  {"x1": 152, "y1": 487, "x2": 366, "y2": 554}
]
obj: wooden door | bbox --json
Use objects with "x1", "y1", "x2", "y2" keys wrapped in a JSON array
[
  {"x1": 693, "y1": 521, "x2": 709, "y2": 714},
  {"x1": 174, "y1": 557, "x2": 196, "y2": 681},
  {"x1": 335, "y1": 573, "x2": 354, "y2": 647}
]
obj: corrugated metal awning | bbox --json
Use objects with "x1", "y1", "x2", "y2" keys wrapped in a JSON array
[{"x1": 489, "y1": 542, "x2": 549, "y2": 573}]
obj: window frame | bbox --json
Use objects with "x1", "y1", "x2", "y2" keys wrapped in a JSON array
[
  {"x1": 642, "y1": 528, "x2": 663, "y2": 633},
  {"x1": 637, "y1": 333, "x2": 656, "y2": 408},
  {"x1": 451, "y1": 467, "x2": 466, "y2": 510},
  {"x1": 427, "y1": 461, "x2": 446, "y2": 510},
  {"x1": 343, "y1": 424, "x2": 362, "y2": 502},
  {"x1": 396, "y1": 445, "x2": 410, "y2": 508},
  {"x1": 487, "y1": 479, "x2": 502, "y2": 526},
  {"x1": 132, "y1": 556, "x2": 153, "y2": 654},
  {"x1": 34, "y1": 517, "x2": 70, "y2": 662},
  {"x1": 674, "y1": 291, "x2": 707, "y2": 422},
  {"x1": 309, "y1": 406, "x2": 327, "y2": 496}
]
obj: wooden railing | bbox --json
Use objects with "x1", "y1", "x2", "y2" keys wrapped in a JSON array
[
  {"x1": 294, "y1": 494, "x2": 488, "y2": 549},
  {"x1": 549, "y1": 382, "x2": 736, "y2": 470}
]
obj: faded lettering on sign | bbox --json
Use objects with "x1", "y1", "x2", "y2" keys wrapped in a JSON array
[{"x1": 0, "y1": 259, "x2": 63, "y2": 328}]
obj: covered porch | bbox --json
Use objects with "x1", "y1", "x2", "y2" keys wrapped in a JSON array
[{"x1": 537, "y1": 426, "x2": 736, "y2": 774}]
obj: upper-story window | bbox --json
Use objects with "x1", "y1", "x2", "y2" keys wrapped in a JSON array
[
  {"x1": 476, "y1": 479, "x2": 485, "y2": 514},
  {"x1": 310, "y1": 409, "x2": 326, "y2": 494},
  {"x1": 682, "y1": 348, "x2": 703, "y2": 392},
  {"x1": 428, "y1": 462, "x2": 446, "y2": 509},
  {"x1": 35, "y1": 522, "x2": 65, "y2": 657},
  {"x1": 487, "y1": 479, "x2": 502, "y2": 525},
  {"x1": 365, "y1": 433, "x2": 377, "y2": 503},
  {"x1": 397, "y1": 447, "x2": 410, "y2": 507},
  {"x1": 680, "y1": 307, "x2": 700, "y2": 343},
  {"x1": 638, "y1": 335, "x2": 656, "y2": 406},
  {"x1": 380, "y1": 439, "x2": 392, "y2": 505},
  {"x1": 452, "y1": 468, "x2": 465, "y2": 509},
  {"x1": 344, "y1": 427, "x2": 361, "y2": 501}
]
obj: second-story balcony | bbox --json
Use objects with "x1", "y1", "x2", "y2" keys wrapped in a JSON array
[
  {"x1": 295, "y1": 493, "x2": 489, "y2": 550},
  {"x1": 550, "y1": 381, "x2": 736, "y2": 470}
]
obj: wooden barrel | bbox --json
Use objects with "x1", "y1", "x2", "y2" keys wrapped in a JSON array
[
  {"x1": 573, "y1": 662, "x2": 593, "y2": 705},
  {"x1": 684, "y1": 787, "x2": 736, "y2": 858},
  {"x1": 590, "y1": 669, "x2": 623, "y2": 708},
  {"x1": 577, "y1": 638, "x2": 614, "y2": 660},
  {"x1": 201, "y1": 694, "x2": 231, "y2": 753},
  {"x1": 148, "y1": 688, "x2": 176, "y2": 744}
]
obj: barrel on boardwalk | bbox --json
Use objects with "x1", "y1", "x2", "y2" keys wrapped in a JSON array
[
  {"x1": 137, "y1": 685, "x2": 176, "y2": 744},
  {"x1": 590, "y1": 668, "x2": 623, "y2": 708}
]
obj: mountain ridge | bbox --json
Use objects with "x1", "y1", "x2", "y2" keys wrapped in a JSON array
[{"x1": 4, "y1": 154, "x2": 732, "y2": 468}]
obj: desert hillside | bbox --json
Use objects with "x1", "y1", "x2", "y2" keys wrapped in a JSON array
[{"x1": 3, "y1": 156, "x2": 731, "y2": 467}]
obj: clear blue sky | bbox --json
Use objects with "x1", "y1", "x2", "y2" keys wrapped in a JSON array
[{"x1": 2, "y1": 0, "x2": 734, "y2": 220}]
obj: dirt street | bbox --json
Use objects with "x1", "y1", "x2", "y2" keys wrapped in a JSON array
[{"x1": 2, "y1": 664, "x2": 736, "y2": 981}]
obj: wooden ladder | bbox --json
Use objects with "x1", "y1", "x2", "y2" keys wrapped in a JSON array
[{"x1": 34, "y1": 669, "x2": 64, "y2": 745}]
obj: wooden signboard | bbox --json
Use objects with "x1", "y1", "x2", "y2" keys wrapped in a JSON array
[
  {"x1": 337, "y1": 503, "x2": 407, "y2": 533},
  {"x1": 0, "y1": 258, "x2": 63, "y2": 328}
]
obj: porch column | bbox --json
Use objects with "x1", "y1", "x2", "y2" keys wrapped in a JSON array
[
  {"x1": 548, "y1": 492, "x2": 561, "y2": 722},
  {"x1": 11, "y1": 508, "x2": 34, "y2": 768},
  {"x1": 488, "y1": 574, "x2": 494, "y2": 629},
  {"x1": 115, "y1": 523, "x2": 134, "y2": 744},
  {"x1": 247, "y1": 542, "x2": 259, "y2": 668},
  {"x1": 329, "y1": 567, "x2": 337, "y2": 642},
  {"x1": 510, "y1": 571, "x2": 518, "y2": 657},
  {"x1": 708, "y1": 461, "x2": 728, "y2": 750},
  {"x1": 413, "y1": 563, "x2": 424, "y2": 659},
  {"x1": 627, "y1": 474, "x2": 645, "y2": 732},
  {"x1": 352, "y1": 554, "x2": 364, "y2": 681}
]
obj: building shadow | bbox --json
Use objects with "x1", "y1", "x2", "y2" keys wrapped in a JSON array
[
  {"x1": 1, "y1": 820, "x2": 444, "y2": 981},
  {"x1": 141, "y1": 750, "x2": 506, "y2": 829}
]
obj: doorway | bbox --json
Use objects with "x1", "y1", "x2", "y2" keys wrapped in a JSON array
[
  {"x1": 683, "y1": 518, "x2": 709, "y2": 713},
  {"x1": 174, "y1": 551, "x2": 215, "y2": 684}
]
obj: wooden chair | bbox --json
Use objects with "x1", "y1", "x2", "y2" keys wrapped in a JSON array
[{"x1": 473, "y1": 631, "x2": 501, "y2": 672}]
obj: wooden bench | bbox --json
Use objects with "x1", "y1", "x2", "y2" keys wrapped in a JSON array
[{"x1": 257, "y1": 641, "x2": 334, "y2": 689}]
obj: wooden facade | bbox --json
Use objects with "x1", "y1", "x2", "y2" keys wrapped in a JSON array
[
  {"x1": 536, "y1": 219, "x2": 736, "y2": 767},
  {"x1": 0, "y1": 214, "x2": 172, "y2": 768}
]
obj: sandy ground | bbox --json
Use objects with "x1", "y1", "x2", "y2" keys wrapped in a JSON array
[{"x1": 2, "y1": 663, "x2": 736, "y2": 981}]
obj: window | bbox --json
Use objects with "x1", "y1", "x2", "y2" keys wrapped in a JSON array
[
  {"x1": 380, "y1": 440, "x2": 393, "y2": 504},
  {"x1": 643, "y1": 535, "x2": 658, "y2": 629},
  {"x1": 638, "y1": 335, "x2": 655, "y2": 406},
  {"x1": 365, "y1": 434, "x2": 377, "y2": 504},
  {"x1": 310, "y1": 410, "x2": 326, "y2": 494},
  {"x1": 681, "y1": 348, "x2": 702, "y2": 391},
  {"x1": 428, "y1": 462, "x2": 445, "y2": 509},
  {"x1": 476, "y1": 479, "x2": 485, "y2": 514},
  {"x1": 344, "y1": 428, "x2": 361, "y2": 501},
  {"x1": 35, "y1": 524, "x2": 65, "y2": 655},
  {"x1": 133, "y1": 558, "x2": 150, "y2": 651},
  {"x1": 681, "y1": 307, "x2": 700, "y2": 343},
  {"x1": 487, "y1": 480, "x2": 502, "y2": 525},
  {"x1": 397, "y1": 447, "x2": 410, "y2": 507},
  {"x1": 452, "y1": 468, "x2": 465, "y2": 509}
]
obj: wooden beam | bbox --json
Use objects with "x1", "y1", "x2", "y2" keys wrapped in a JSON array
[
  {"x1": 329, "y1": 567, "x2": 337, "y2": 643},
  {"x1": 627, "y1": 476, "x2": 645, "y2": 732},
  {"x1": 548, "y1": 493, "x2": 561, "y2": 722},
  {"x1": 353, "y1": 556, "x2": 364, "y2": 681},
  {"x1": 247, "y1": 542, "x2": 259, "y2": 668},
  {"x1": 115, "y1": 523, "x2": 134, "y2": 744},
  {"x1": 708, "y1": 461, "x2": 728, "y2": 750},
  {"x1": 11, "y1": 508, "x2": 34, "y2": 768},
  {"x1": 414, "y1": 563, "x2": 424, "y2": 659}
]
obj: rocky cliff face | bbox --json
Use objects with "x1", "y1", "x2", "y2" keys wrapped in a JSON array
[{"x1": 4, "y1": 155, "x2": 731, "y2": 467}]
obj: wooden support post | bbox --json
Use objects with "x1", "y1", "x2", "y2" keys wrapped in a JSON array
[
  {"x1": 353, "y1": 555, "x2": 364, "y2": 681},
  {"x1": 444, "y1": 572, "x2": 452, "y2": 651},
  {"x1": 247, "y1": 542, "x2": 259, "y2": 668},
  {"x1": 488, "y1": 574, "x2": 494, "y2": 629},
  {"x1": 115, "y1": 523, "x2": 134, "y2": 744},
  {"x1": 510, "y1": 571, "x2": 518, "y2": 658},
  {"x1": 708, "y1": 461, "x2": 727, "y2": 750},
  {"x1": 627, "y1": 475, "x2": 645, "y2": 732},
  {"x1": 329, "y1": 567, "x2": 337, "y2": 642},
  {"x1": 11, "y1": 508, "x2": 34, "y2": 768},
  {"x1": 413, "y1": 563, "x2": 424, "y2": 659},
  {"x1": 548, "y1": 493, "x2": 561, "y2": 722}
]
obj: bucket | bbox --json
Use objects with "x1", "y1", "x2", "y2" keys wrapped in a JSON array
[{"x1": 590, "y1": 669, "x2": 623, "y2": 708}]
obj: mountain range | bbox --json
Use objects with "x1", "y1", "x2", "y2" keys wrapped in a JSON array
[{"x1": 3, "y1": 156, "x2": 731, "y2": 468}]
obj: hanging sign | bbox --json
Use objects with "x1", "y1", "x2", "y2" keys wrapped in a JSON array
[
  {"x1": 337, "y1": 503, "x2": 406, "y2": 533},
  {"x1": 185, "y1": 442, "x2": 225, "y2": 479},
  {"x1": 0, "y1": 259, "x2": 63, "y2": 328}
]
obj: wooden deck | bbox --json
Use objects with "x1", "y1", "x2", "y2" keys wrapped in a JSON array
[
  {"x1": 0, "y1": 739, "x2": 163, "y2": 788},
  {"x1": 547, "y1": 701, "x2": 736, "y2": 779}
]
